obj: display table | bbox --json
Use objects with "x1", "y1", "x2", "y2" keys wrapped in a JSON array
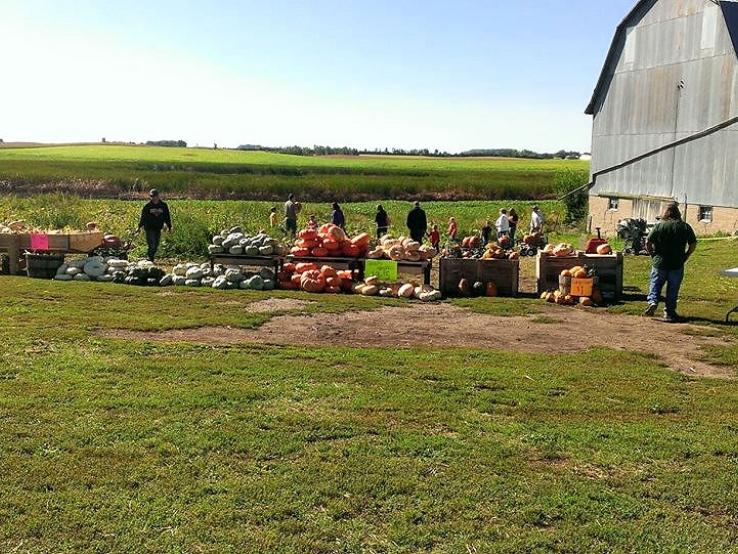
[
  {"x1": 285, "y1": 256, "x2": 432, "y2": 285},
  {"x1": 0, "y1": 232, "x2": 103, "y2": 275},
  {"x1": 536, "y1": 252, "x2": 623, "y2": 300},
  {"x1": 724, "y1": 268, "x2": 738, "y2": 322},
  {"x1": 439, "y1": 257, "x2": 519, "y2": 297},
  {"x1": 210, "y1": 254, "x2": 281, "y2": 273}
]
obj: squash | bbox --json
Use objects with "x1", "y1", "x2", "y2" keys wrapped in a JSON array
[
  {"x1": 365, "y1": 276, "x2": 379, "y2": 287},
  {"x1": 572, "y1": 268, "x2": 588, "y2": 279},
  {"x1": 486, "y1": 282, "x2": 498, "y2": 297},
  {"x1": 561, "y1": 269, "x2": 572, "y2": 278},
  {"x1": 300, "y1": 270, "x2": 326, "y2": 293},
  {"x1": 458, "y1": 278, "x2": 472, "y2": 297},
  {"x1": 579, "y1": 297, "x2": 594, "y2": 307},
  {"x1": 320, "y1": 265, "x2": 338, "y2": 279},
  {"x1": 351, "y1": 233, "x2": 370, "y2": 248},
  {"x1": 398, "y1": 283, "x2": 415, "y2": 298},
  {"x1": 596, "y1": 244, "x2": 613, "y2": 255},
  {"x1": 326, "y1": 276, "x2": 342, "y2": 288},
  {"x1": 473, "y1": 281, "x2": 486, "y2": 296},
  {"x1": 361, "y1": 285, "x2": 379, "y2": 296}
]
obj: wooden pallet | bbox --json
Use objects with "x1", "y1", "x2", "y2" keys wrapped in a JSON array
[
  {"x1": 536, "y1": 252, "x2": 623, "y2": 299},
  {"x1": 439, "y1": 257, "x2": 519, "y2": 297}
]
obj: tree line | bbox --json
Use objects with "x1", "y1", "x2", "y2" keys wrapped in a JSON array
[{"x1": 236, "y1": 144, "x2": 585, "y2": 159}]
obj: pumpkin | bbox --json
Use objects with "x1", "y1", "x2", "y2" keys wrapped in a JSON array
[
  {"x1": 365, "y1": 276, "x2": 379, "y2": 287},
  {"x1": 326, "y1": 226, "x2": 347, "y2": 242},
  {"x1": 351, "y1": 233, "x2": 370, "y2": 248},
  {"x1": 300, "y1": 270, "x2": 326, "y2": 293},
  {"x1": 291, "y1": 247, "x2": 310, "y2": 257},
  {"x1": 361, "y1": 285, "x2": 379, "y2": 296},
  {"x1": 458, "y1": 278, "x2": 472, "y2": 296},
  {"x1": 579, "y1": 297, "x2": 594, "y2": 307},
  {"x1": 472, "y1": 281, "x2": 486, "y2": 296},
  {"x1": 498, "y1": 235, "x2": 511, "y2": 248},
  {"x1": 283, "y1": 262, "x2": 296, "y2": 273},
  {"x1": 323, "y1": 238, "x2": 341, "y2": 251},
  {"x1": 596, "y1": 244, "x2": 613, "y2": 255},
  {"x1": 342, "y1": 243, "x2": 362, "y2": 257},
  {"x1": 486, "y1": 282, "x2": 498, "y2": 297},
  {"x1": 296, "y1": 239, "x2": 320, "y2": 250},
  {"x1": 320, "y1": 265, "x2": 338, "y2": 278},
  {"x1": 398, "y1": 283, "x2": 415, "y2": 298},
  {"x1": 299, "y1": 229, "x2": 318, "y2": 240},
  {"x1": 295, "y1": 262, "x2": 318, "y2": 274},
  {"x1": 291, "y1": 273, "x2": 303, "y2": 286},
  {"x1": 561, "y1": 269, "x2": 572, "y2": 278},
  {"x1": 324, "y1": 285, "x2": 341, "y2": 294},
  {"x1": 326, "y1": 276, "x2": 342, "y2": 288},
  {"x1": 508, "y1": 251, "x2": 520, "y2": 260},
  {"x1": 572, "y1": 268, "x2": 588, "y2": 279},
  {"x1": 337, "y1": 270, "x2": 354, "y2": 281}
]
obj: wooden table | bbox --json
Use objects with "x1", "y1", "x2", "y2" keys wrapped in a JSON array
[
  {"x1": 285, "y1": 256, "x2": 433, "y2": 285},
  {"x1": 724, "y1": 268, "x2": 738, "y2": 323},
  {"x1": 536, "y1": 252, "x2": 624, "y2": 300},
  {"x1": 439, "y1": 257, "x2": 519, "y2": 297},
  {"x1": 210, "y1": 254, "x2": 282, "y2": 273},
  {"x1": 0, "y1": 232, "x2": 103, "y2": 275}
]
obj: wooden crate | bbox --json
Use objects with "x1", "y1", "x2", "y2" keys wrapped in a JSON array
[
  {"x1": 536, "y1": 252, "x2": 623, "y2": 299},
  {"x1": 439, "y1": 257, "x2": 519, "y2": 297}
]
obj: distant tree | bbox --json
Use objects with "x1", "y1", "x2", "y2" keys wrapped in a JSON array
[{"x1": 146, "y1": 140, "x2": 187, "y2": 148}]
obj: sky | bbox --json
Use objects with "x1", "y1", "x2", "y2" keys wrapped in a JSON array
[{"x1": 0, "y1": 0, "x2": 634, "y2": 153}]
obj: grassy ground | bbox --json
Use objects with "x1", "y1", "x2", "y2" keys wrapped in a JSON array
[
  {"x1": 0, "y1": 195, "x2": 569, "y2": 259},
  {"x1": 1, "y1": 242, "x2": 737, "y2": 552},
  {"x1": 0, "y1": 144, "x2": 588, "y2": 201}
]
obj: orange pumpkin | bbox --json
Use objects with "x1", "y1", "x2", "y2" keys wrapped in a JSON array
[
  {"x1": 299, "y1": 229, "x2": 318, "y2": 241},
  {"x1": 290, "y1": 273, "x2": 302, "y2": 286},
  {"x1": 342, "y1": 243, "x2": 362, "y2": 257},
  {"x1": 326, "y1": 276, "x2": 342, "y2": 288},
  {"x1": 296, "y1": 238, "x2": 320, "y2": 250},
  {"x1": 351, "y1": 233, "x2": 370, "y2": 248},
  {"x1": 596, "y1": 244, "x2": 612, "y2": 255},
  {"x1": 320, "y1": 265, "x2": 338, "y2": 279},
  {"x1": 278, "y1": 280, "x2": 297, "y2": 290},
  {"x1": 337, "y1": 270, "x2": 354, "y2": 281},
  {"x1": 300, "y1": 270, "x2": 326, "y2": 293},
  {"x1": 295, "y1": 262, "x2": 318, "y2": 274},
  {"x1": 486, "y1": 282, "x2": 498, "y2": 297},
  {"x1": 322, "y1": 238, "x2": 341, "y2": 251},
  {"x1": 325, "y1": 285, "x2": 342, "y2": 294},
  {"x1": 290, "y1": 247, "x2": 310, "y2": 257},
  {"x1": 283, "y1": 262, "x2": 296, "y2": 273},
  {"x1": 312, "y1": 247, "x2": 328, "y2": 257}
]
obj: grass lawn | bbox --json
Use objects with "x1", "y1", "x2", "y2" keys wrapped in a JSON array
[
  {"x1": 0, "y1": 144, "x2": 588, "y2": 201},
  {"x1": 1, "y1": 241, "x2": 737, "y2": 552}
]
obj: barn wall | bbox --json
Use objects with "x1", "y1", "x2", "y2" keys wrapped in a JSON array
[
  {"x1": 590, "y1": 0, "x2": 738, "y2": 210},
  {"x1": 589, "y1": 194, "x2": 738, "y2": 236}
]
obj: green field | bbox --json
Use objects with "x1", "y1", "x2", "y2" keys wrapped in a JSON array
[
  {"x1": 0, "y1": 195, "x2": 569, "y2": 259},
  {"x1": 0, "y1": 144, "x2": 588, "y2": 201},
  {"x1": 1, "y1": 240, "x2": 737, "y2": 552}
]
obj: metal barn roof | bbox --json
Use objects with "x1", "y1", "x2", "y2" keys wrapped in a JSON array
[{"x1": 585, "y1": 0, "x2": 738, "y2": 115}]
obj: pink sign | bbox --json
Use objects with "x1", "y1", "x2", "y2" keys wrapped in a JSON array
[{"x1": 30, "y1": 234, "x2": 50, "y2": 251}]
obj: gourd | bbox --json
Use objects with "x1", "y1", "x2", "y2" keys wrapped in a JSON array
[
  {"x1": 186, "y1": 267, "x2": 204, "y2": 280},
  {"x1": 185, "y1": 279, "x2": 202, "y2": 287},
  {"x1": 351, "y1": 233, "x2": 370, "y2": 248},
  {"x1": 172, "y1": 264, "x2": 188, "y2": 276},
  {"x1": 263, "y1": 279, "x2": 275, "y2": 291},
  {"x1": 486, "y1": 282, "x2": 498, "y2": 297},
  {"x1": 398, "y1": 284, "x2": 415, "y2": 298},
  {"x1": 159, "y1": 274, "x2": 174, "y2": 287},
  {"x1": 208, "y1": 245, "x2": 223, "y2": 254},
  {"x1": 173, "y1": 276, "x2": 187, "y2": 286},
  {"x1": 419, "y1": 290, "x2": 442, "y2": 302},
  {"x1": 596, "y1": 244, "x2": 612, "y2": 255},
  {"x1": 473, "y1": 281, "x2": 486, "y2": 296},
  {"x1": 361, "y1": 285, "x2": 379, "y2": 296},
  {"x1": 74, "y1": 273, "x2": 91, "y2": 281},
  {"x1": 579, "y1": 297, "x2": 594, "y2": 307},
  {"x1": 300, "y1": 270, "x2": 326, "y2": 293},
  {"x1": 212, "y1": 276, "x2": 229, "y2": 290},
  {"x1": 458, "y1": 278, "x2": 472, "y2": 296},
  {"x1": 244, "y1": 246, "x2": 260, "y2": 256},
  {"x1": 365, "y1": 276, "x2": 379, "y2": 287},
  {"x1": 225, "y1": 268, "x2": 244, "y2": 282},
  {"x1": 342, "y1": 243, "x2": 362, "y2": 257},
  {"x1": 54, "y1": 274, "x2": 73, "y2": 281},
  {"x1": 229, "y1": 246, "x2": 244, "y2": 255}
]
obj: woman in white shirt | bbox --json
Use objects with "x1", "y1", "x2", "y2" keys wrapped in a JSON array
[{"x1": 495, "y1": 209, "x2": 510, "y2": 239}]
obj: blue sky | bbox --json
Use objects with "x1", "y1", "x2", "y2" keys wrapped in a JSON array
[{"x1": 1, "y1": 0, "x2": 634, "y2": 152}]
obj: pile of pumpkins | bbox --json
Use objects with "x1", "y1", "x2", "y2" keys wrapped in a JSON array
[
  {"x1": 445, "y1": 239, "x2": 518, "y2": 261},
  {"x1": 457, "y1": 278, "x2": 499, "y2": 297},
  {"x1": 209, "y1": 227, "x2": 286, "y2": 257},
  {"x1": 540, "y1": 243, "x2": 576, "y2": 257},
  {"x1": 540, "y1": 266, "x2": 603, "y2": 307},
  {"x1": 292, "y1": 224, "x2": 370, "y2": 258},
  {"x1": 277, "y1": 262, "x2": 356, "y2": 293},
  {"x1": 367, "y1": 235, "x2": 437, "y2": 262},
  {"x1": 54, "y1": 258, "x2": 167, "y2": 285},
  {"x1": 354, "y1": 276, "x2": 442, "y2": 302},
  {"x1": 169, "y1": 262, "x2": 276, "y2": 290}
]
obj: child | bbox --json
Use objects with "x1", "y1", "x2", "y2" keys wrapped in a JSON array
[
  {"x1": 428, "y1": 224, "x2": 441, "y2": 250},
  {"x1": 307, "y1": 214, "x2": 319, "y2": 231},
  {"x1": 447, "y1": 217, "x2": 458, "y2": 241},
  {"x1": 269, "y1": 207, "x2": 277, "y2": 228},
  {"x1": 480, "y1": 220, "x2": 493, "y2": 246}
]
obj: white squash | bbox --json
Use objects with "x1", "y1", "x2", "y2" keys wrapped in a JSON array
[{"x1": 398, "y1": 283, "x2": 415, "y2": 298}]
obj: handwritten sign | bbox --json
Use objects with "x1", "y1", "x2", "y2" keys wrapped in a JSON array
[
  {"x1": 364, "y1": 259, "x2": 398, "y2": 282},
  {"x1": 30, "y1": 234, "x2": 50, "y2": 251}
]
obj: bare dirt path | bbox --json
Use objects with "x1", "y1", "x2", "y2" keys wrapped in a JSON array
[{"x1": 105, "y1": 303, "x2": 735, "y2": 379}]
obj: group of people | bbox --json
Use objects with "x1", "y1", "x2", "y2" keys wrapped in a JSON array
[{"x1": 135, "y1": 191, "x2": 696, "y2": 323}]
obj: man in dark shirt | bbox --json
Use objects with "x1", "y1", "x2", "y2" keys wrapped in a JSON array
[
  {"x1": 406, "y1": 201, "x2": 428, "y2": 243},
  {"x1": 375, "y1": 205, "x2": 390, "y2": 239},
  {"x1": 643, "y1": 202, "x2": 697, "y2": 323},
  {"x1": 137, "y1": 189, "x2": 172, "y2": 262}
]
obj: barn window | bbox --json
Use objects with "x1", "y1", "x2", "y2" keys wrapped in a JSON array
[
  {"x1": 607, "y1": 197, "x2": 619, "y2": 211},
  {"x1": 699, "y1": 206, "x2": 713, "y2": 223}
]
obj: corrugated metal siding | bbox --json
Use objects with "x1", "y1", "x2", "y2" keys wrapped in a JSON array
[{"x1": 590, "y1": 0, "x2": 738, "y2": 208}]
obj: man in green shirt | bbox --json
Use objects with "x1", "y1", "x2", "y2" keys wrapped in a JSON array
[{"x1": 643, "y1": 202, "x2": 697, "y2": 323}]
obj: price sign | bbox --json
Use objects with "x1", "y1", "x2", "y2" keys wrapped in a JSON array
[
  {"x1": 30, "y1": 234, "x2": 50, "y2": 251},
  {"x1": 364, "y1": 259, "x2": 398, "y2": 281}
]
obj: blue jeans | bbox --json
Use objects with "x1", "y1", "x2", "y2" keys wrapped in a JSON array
[
  {"x1": 647, "y1": 266, "x2": 684, "y2": 315},
  {"x1": 145, "y1": 228, "x2": 161, "y2": 262}
]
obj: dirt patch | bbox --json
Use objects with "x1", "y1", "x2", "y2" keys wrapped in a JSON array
[
  {"x1": 104, "y1": 303, "x2": 735, "y2": 379},
  {"x1": 243, "y1": 298, "x2": 313, "y2": 313}
]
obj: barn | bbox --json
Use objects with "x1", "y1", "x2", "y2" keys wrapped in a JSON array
[{"x1": 586, "y1": 0, "x2": 738, "y2": 236}]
